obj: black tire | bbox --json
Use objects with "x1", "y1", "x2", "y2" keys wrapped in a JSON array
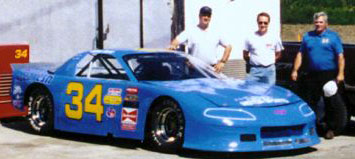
[
  {"x1": 146, "y1": 99, "x2": 185, "y2": 153},
  {"x1": 27, "y1": 88, "x2": 54, "y2": 135}
]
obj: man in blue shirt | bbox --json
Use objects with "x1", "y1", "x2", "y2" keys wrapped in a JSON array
[{"x1": 291, "y1": 12, "x2": 345, "y2": 140}]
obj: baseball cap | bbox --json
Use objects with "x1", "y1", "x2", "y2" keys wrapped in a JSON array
[
  {"x1": 323, "y1": 80, "x2": 338, "y2": 97},
  {"x1": 199, "y1": 6, "x2": 212, "y2": 16}
]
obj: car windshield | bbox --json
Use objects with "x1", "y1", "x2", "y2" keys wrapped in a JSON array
[{"x1": 123, "y1": 53, "x2": 225, "y2": 81}]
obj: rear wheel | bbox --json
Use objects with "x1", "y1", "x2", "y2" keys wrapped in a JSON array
[
  {"x1": 27, "y1": 88, "x2": 54, "y2": 135},
  {"x1": 146, "y1": 99, "x2": 185, "y2": 153}
]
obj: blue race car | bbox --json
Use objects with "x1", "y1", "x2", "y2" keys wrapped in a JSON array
[{"x1": 11, "y1": 49, "x2": 320, "y2": 152}]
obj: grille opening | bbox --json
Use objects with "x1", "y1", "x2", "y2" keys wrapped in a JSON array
[
  {"x1": 261, "y1": 125, "x2": 304, "y2": 138},
  {"x1": 263, "y1": 140, "x2": 292, "y2": 147}
]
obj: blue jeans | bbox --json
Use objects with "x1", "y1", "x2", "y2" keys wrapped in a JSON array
[{"x1": 246, "y1": 64, "x2": 276, "y2": 85}]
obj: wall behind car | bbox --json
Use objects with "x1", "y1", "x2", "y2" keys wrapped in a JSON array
[
  {"x1": 0, "y1": 0, "x2": 173, "y2": 63},
  {"x1": 0, "y1": 0, "x2": 278, "y2": 80},
  {"x1": 0, "y1": 0, "x2": 96, "y2": 63},
  {"x1": 184, "y1": 0, "x2": 281, "y2": 60}
]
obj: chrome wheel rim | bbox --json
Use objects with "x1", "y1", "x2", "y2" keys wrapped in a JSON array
[
  {"x1": 157, "y1": 107, "x2": 180, "y2": 142},
  {"x1": 29, "y1": 95, "x2": 49, "y2": 129}
]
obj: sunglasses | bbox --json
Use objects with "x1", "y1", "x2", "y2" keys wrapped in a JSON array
[
  {"x1": 258, "y1": 21, "x2": 269, "y2": 25},
  {"x1": 200, "y1": 14, "x2": 211, "y2": 17}
]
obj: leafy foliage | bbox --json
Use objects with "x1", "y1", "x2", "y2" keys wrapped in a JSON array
[{"x1": 282, "y1": 0, "x2": 355, "y2": 24}]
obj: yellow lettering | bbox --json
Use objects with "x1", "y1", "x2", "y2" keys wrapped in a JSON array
[
  {"x1": 15, "y1": 49, "x2": 28, "y2": 59},
  {"x1": 65, "y1": 82, "x2": 84, "y2": 120},
  {"x1": 85, "y1": 84, "x2": 103, "y2": 121},
  {"x1": 65, "y1": 82, "x2": 104, "y2": 122}
]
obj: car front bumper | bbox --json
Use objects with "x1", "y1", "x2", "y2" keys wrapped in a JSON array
[{"x1": 182, "y1": 105, "x2": 320, "y2": 152}]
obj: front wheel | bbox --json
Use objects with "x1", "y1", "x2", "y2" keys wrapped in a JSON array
[
  {"x1": 146, "y1": 99, "x2": 185, "y2": 153},
  {"x1": 27, "y1": 88, "x2": 54, "y2": 135}
]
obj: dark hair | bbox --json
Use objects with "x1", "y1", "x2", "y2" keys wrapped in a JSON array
[
  {"x1": 257, "y1": 12, "x2": 270, "y2": 22},
  {"x1": 199, "y1": 6, "x2": 212, "y2": 16}
]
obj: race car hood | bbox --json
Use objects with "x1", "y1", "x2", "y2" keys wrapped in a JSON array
[{"x1": 147, "y1": 78, "x2": 302, "y2": 107}]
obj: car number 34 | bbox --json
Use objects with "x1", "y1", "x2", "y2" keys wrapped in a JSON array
[{"x1": 65, "y1": 82, "x2": 104, "y2": 122}]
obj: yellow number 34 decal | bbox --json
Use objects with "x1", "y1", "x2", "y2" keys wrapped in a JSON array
[
  {"x1": 15, "y1": 49, "x2": 28, "y2": 59},
  {"x1": 65, "y1": 82, "x2": 104, "y2": 122}
]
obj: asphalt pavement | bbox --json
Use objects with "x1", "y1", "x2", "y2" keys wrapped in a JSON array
[{"x1": 1, "y1": 117, "x2": 355, "y2": 159}]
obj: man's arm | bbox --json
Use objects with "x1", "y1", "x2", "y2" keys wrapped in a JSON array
[
  {"x1": 291, "y1": 52, "x2": 302, "y2": 81},
  {"x1": 337, "y1": 53, "x2": 345, "y2": 83},
  {"x1": 275, "y1": 51, "x2": 282, "y2": 62},
  {"x1": 243, "y1": 50, "x2": 250, "y2": 62},
  {"x1": 169, "y1": 38, "x2": 180, "y2": 50},
  {"x1": 169, "y1": 31, "x2": 188, "y2": 50},
  {"x1": 275, "y1": 36, "x2": 283, "y2": 62},
  {"x1": 214, "y1": 44, "x2": 232, "y2": 73}
]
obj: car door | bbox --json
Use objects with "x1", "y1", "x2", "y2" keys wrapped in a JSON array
[{"x1": 55, "y1": 53, "x2": 133, "y2": 136}]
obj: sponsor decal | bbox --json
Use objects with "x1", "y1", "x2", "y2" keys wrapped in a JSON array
[
  {"x1": 126, "y1": 87, "x2": 138, "y2": 94},
  {"x1": 104, "y1": 95, "x2": 122, "y2": 105},
  {"x1": 123, "y1": 101, "x2": 139, "y2": 108},
  {"x1": 273, "y1": 109, "x2": 287, "y2": 115},
  {"x1": 322, "y1": 38, "x2": 329, "y2": 44},
  {"x1": 122, "y1": 92, "x2": 139, "y2": 108},
  {"x1": 106, "y1": 107, "x2": 116, "y2": 118},
  {"x1": 235, "y1": 96, "x2": 289, "y2": 106},
  {"x1": 13, "y1": 85, "x2": 22, "y2": 95},
  {"x1": 12, "y1": 99, "x2": 22, "y2": 109},
  {"x1": 121, "y1": 108, "x2": 138, "y2": 131},
  {"x1": 37, "y1": 75, "x2": 53, "y2": 84},
  {"x1": 124, "y1": 94, "x2": 138, "y2": 102},
  {"x1": 107, "y1": 88, "x2": 122, "y2": 96}
]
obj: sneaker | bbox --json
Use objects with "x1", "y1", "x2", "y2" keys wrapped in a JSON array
[{"x1": 324, "y1": 130, "x2": 334, "y2": 140}]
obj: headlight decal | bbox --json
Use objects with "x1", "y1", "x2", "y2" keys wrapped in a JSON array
[
  {"x1": 299, "y1": 103, "x2": 314, "y2": 117},
  {"x1": 203, "y1": 108, "x2": 257, "y2": 121}
]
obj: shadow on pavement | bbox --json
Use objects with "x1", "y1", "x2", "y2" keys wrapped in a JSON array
[
  {"x1": 8, "y1": 117, "x2": 355, "y2": 158},
  {"x1": 0, "y1": 117, "x2": 35, "y2": 134},
  {"x1": 0, "y1": 117, "x2": 142, "y2": 150},
  {"x1": 177, "y1": 148, "x2": 317, "y2": 159},
  {"x1": 342, "y1": 120, "x2": 355, "y2": 137}
]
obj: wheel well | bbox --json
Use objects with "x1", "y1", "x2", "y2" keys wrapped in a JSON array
[{"x1": 24, "y1": 83, "x2": 53, "y2": 107}]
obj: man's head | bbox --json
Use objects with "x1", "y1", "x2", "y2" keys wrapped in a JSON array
[
  {"x1": 313, "y1": 12, "x2": 328, "y2": 34},
  {"x1": 257, "y1": 12, "x2": 270, "y2": 34},
  {"x1": 198, "y1": 6, "x2": 212, "y2": 29}
]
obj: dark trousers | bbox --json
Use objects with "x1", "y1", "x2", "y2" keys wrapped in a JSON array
[{"x1": 298, "y1": 71, "x2": 344, "y2": 131}]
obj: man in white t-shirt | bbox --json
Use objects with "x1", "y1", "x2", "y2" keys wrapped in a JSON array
[
  {"x1": 243, "y1": 12, "x2": 283, "y2": 85},
  {"x1": 169, "y1": 6, "x2": 232, "y2": 73}
]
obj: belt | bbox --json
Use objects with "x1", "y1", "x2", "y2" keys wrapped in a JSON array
[{"x1": 250, "y1": 64, "x2": 274, "y2": 68}]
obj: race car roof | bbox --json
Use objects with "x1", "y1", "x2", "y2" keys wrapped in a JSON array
[{"x1": 88, "y1": 48, "x2": 179, "y2": 57}]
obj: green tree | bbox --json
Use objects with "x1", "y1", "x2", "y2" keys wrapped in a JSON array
[{"x1": 282, "y1": 0, "x2": 355, "y2": 24}]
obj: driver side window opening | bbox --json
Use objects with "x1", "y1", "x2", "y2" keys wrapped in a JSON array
[
  {"x1": 75, "y1": 54, "x2": 128, "y2": 80},
  {"x1": 124, "y1": 54, "x2": 211, "y2": 81}
]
